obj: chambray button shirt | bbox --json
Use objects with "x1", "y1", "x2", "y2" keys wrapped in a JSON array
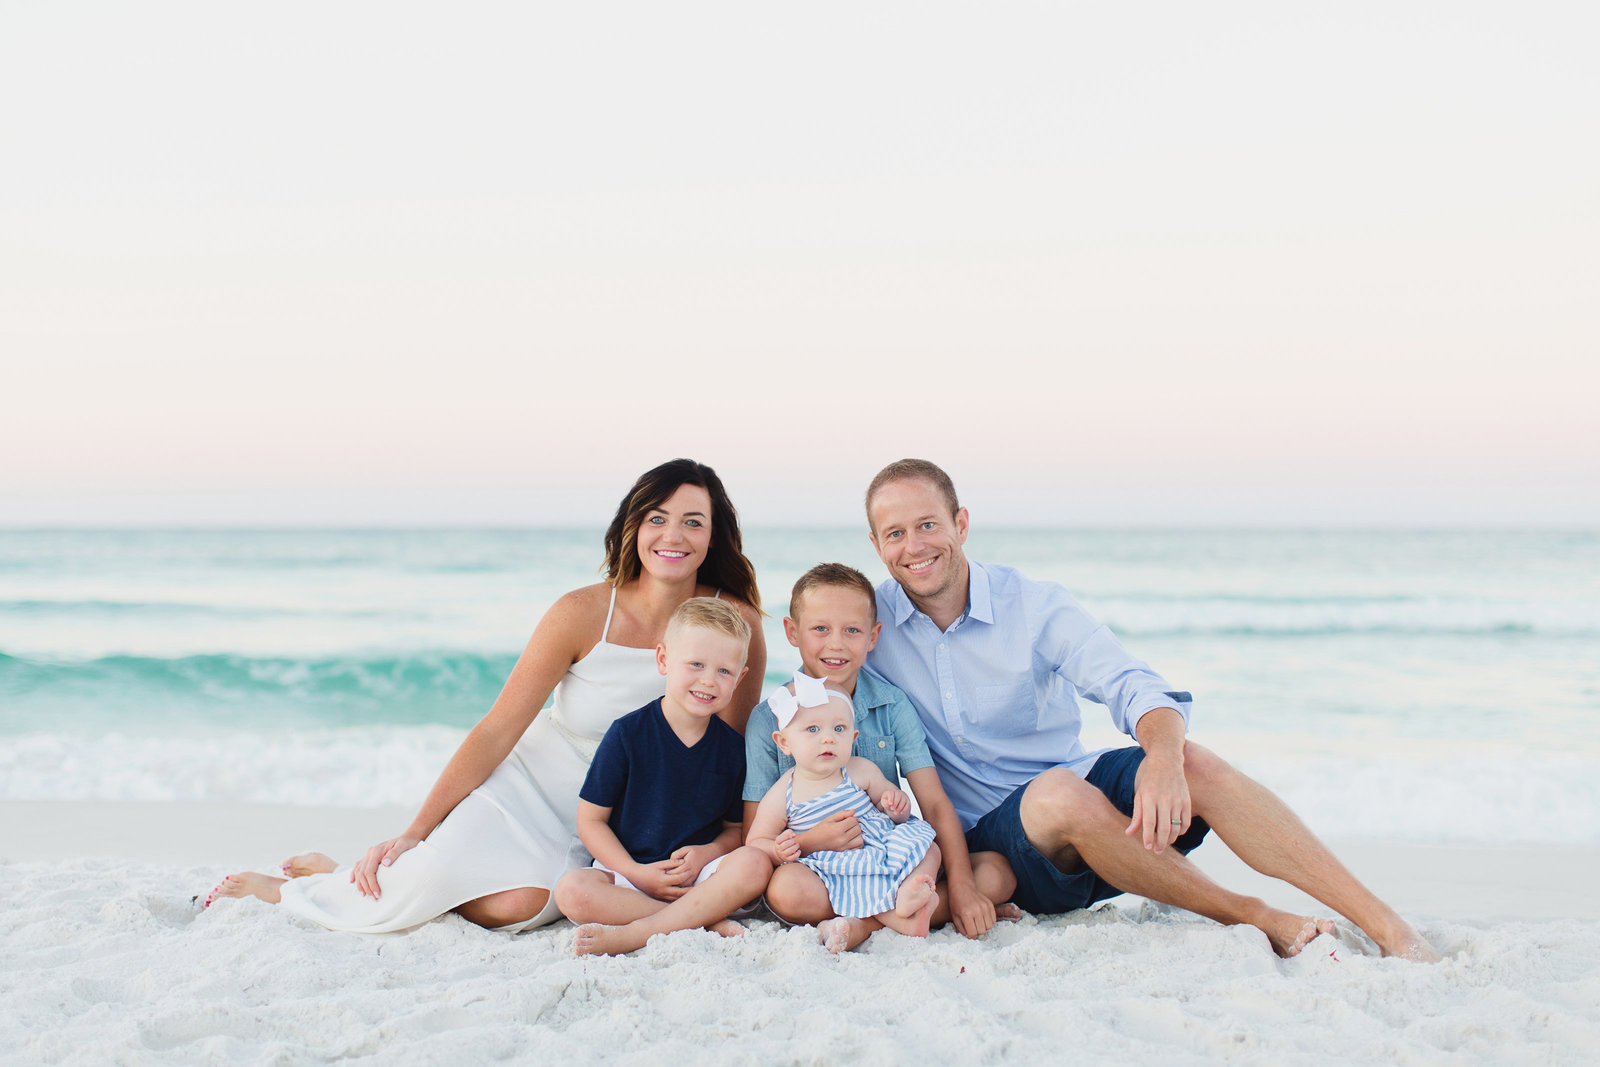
[{"x1": 867, "y1": 561, "x2": 1192, "y2": 830}]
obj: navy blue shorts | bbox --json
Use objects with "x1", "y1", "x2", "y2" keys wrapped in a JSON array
[{"x1": 964, "y1": 746, "x2": 1211, "y2": 915}]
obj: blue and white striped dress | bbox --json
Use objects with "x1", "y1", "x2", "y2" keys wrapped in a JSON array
[{"x1": 788, "y1": 767, "x2": 938, "y2": 918}]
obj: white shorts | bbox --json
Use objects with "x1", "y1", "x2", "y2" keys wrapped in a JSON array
[{"x1": 593, "y1": 852, "x2": 728, "y2": 893}]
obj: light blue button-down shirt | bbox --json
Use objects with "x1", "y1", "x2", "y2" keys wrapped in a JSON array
[{"x1": 866, "y1": 560, "x2": 1191, "y2": 830}]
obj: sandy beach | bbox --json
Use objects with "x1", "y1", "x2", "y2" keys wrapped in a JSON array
[{"x1": 4, "y1": 801, "x2": 1597, "y2": 1066}]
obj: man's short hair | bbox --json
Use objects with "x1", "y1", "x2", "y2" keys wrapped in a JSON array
[
  {"x1": 865, "y1": 459, "x2": 961, "y2": 528},
  {"x1": 665, "y1": 596, "x2": 751, "y2": 651},
  {"x1": 789, "y1": 562, "x2": 878, "y2": 625}
]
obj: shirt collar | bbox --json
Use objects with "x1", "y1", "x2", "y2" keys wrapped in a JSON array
[
  {"x1": 966, "y1": 561, "x2": 995, "y2": 625},
  {"x1": 885, "y1": 578, "x2": 917, "y2": 627},
  {"x1": 852, "y1": 667, "x2": 895, "y2": 712},
  {"x1": 883, "y1": 559, "x2": 993, "y2": 628}
]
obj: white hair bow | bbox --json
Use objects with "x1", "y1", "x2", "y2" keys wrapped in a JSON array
[{"x1": 767, "y1": 669, "x2": 834, "y2": 729}]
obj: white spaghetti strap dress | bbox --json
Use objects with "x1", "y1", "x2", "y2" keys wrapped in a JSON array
[{"x1": 278, "y1": 588, "x2": 664, "y2": 932}]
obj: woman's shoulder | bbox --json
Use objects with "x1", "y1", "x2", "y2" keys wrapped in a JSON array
[{"x1": 535, "y1": 583, "x2": 613, "y2": 641}]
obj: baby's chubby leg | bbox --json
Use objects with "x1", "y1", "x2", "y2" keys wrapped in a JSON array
[{"x1": 877, "y1": 843, "x2": 941, "y2": 939}]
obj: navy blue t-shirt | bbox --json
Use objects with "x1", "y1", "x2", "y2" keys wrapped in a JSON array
[{"x1": 579, "y1": 699, "x2": 745, "y2": 865}]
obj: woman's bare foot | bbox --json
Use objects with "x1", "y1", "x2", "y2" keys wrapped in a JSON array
[
  {"x1": 708, "y1": 918, "x2": 746, "y2": 939},
  {"x1": 205, "y1": 872, "x2": 286, "y2": 907},
  {"x1": 280, "y1": 852, "x2": 337, "y2": 878}
]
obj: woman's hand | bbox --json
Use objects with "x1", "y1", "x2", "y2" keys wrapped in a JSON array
[{"x1": 350, "y1": 835, "x2": 420, "y2": 899}]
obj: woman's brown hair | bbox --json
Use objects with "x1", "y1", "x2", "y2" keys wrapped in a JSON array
[{"x1": 602, "y1": 459, "x2": 762, "y2": 612}]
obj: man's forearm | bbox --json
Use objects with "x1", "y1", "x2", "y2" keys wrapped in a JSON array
[{"x1": 1134, "y1": 707, "x2": 1186, "y2": 760}]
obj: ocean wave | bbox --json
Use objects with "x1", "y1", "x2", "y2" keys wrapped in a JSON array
[
  {"x1": 0, "y1": 599, "x2": 310, "y2": 618},
  {"x1": 0, "y1": 728, "x2": 465, "y2": 806},
  {"x1": 1110, "y1": 622, "x2": 1548, "y2": 638},
  {"x1": 0, "y1": 729, "x2": 1592, "y2": 844},
  {"x1": 0, "y1": 650, "x2": 519, "y2": 732},
  {"x1": 1093, "y1": 597, "x2": 1594, "y2": 638}
]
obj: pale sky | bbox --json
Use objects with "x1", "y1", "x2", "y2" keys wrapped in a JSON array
[{"x1": 3, "y1": 2, "x2": 1596, "y2": 527}]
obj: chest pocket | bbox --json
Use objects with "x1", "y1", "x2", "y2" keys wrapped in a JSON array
[
  {"x1": 854, "y1": 731, "x2": 898, "y2": 782},
  {"x1": 975, "y1": 681, "x2": 1038, "y2": 738}
]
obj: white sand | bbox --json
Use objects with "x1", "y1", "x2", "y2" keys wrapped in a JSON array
[{"x1": 4, "y1": 802, "x2": 1599, "y2": 1065}]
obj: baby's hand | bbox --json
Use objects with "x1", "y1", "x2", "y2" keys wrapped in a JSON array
[
  {"x1": 880, "y1": 787, "x2": 911, "y2": 823},
  {"x1": 774, "y1": 829, "x2": 802, "y2": 863}
]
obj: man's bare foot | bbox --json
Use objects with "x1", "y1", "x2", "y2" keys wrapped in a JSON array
[
  {"x1": 205, "y1": 872, "x2": 286, "y2": 907},
  {"x1": 574, "y1": 922, "x2": 649, "y2": 957},
  {"x1": 280, "y1": 852, "x2": 337, "y2": 878},
  {"x1": 1260, "y1": 911, "x2": 1337, "y2": 958},
  {"x1": 1373, "y1": 919, "x2": 1442, "y2": 963},
  {"x1": 708, "y1": 918, "x2": 746, "y2": 939}
]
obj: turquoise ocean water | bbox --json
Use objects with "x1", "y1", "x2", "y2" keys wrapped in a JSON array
[{"x1": 2, "y1": 528, "x2": 1596, "y2": 844}]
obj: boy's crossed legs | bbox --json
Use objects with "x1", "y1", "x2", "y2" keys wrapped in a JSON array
[{"x1": 555, "y1": 845, "x2": 773, "y2": 956}]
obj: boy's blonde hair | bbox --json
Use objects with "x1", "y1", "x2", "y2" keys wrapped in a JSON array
[{"x1": 665, "y1": 596, "x2": 752, "y2": 651}]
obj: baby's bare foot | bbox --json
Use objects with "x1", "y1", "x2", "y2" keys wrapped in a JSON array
[
  {"x1": 996, "y1": 903, "x2": 1023, "y2": 922},
  {"x1": 204, "y1": 871, "x2": 286, "y2": 907},
  {"x1": 894, "y1": 874, "x2": 937, "y2": 920},
  {"x1": 880, "y1": 877, "x2": 940, "y2": 939},
  {"x1": 280, "y1": 852, "x2": 337, "y2": 878},
  {"x1": 708, "y1": 918, "x2": 746, "y2": 939},
  {"x1": 817, "y1": 917, "x2": 853, "y2": 954}
]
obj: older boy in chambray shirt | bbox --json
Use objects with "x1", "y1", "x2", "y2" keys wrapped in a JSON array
[{"x1": 743, "y1": 563, "x2": 1016, "y2": 948}]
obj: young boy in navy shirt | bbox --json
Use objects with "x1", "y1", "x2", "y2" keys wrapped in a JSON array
[{"x1": 555, "y1": 597, "x2": 772, "y2": 955}]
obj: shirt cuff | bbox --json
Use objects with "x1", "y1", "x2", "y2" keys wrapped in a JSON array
[{"x1": 1131, "y1": 691, "x2": 1192, "y2": 735}]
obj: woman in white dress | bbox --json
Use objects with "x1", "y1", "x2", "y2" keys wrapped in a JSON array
[{"x1": 206, "y1": 459, "x2": 766, "y2": 932}]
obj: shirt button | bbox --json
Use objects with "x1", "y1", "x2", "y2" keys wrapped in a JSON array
[
  {"x1": 938, "y1": 643, "x2": 946, "y2": 650},
  {"x1": 878, "y1": 740, "x2": 887, "y2": 748},
  {"x1": 944, "y1": 692, "x2": 953, "y2": 699}
]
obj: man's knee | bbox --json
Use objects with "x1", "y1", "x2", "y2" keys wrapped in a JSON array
[
  {"x1": 1182, "y1": 741, "x2": 1235, "y2": 795},
  {"x1": 1020, "y1": 768, "x2": 1116, "y2": 850},
  {"x1": 765, "y1": 862, "x2": 835, "y2": 924}
]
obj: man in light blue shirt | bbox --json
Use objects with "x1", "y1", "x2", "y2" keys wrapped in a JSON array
[{"x1": 863, "y1": 458, "x2": 1439, "y2": 962}]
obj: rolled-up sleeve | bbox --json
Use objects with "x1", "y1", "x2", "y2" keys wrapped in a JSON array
[{"x1": 1040, "y1": 585, "x2": 1191, "y2": 738}]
